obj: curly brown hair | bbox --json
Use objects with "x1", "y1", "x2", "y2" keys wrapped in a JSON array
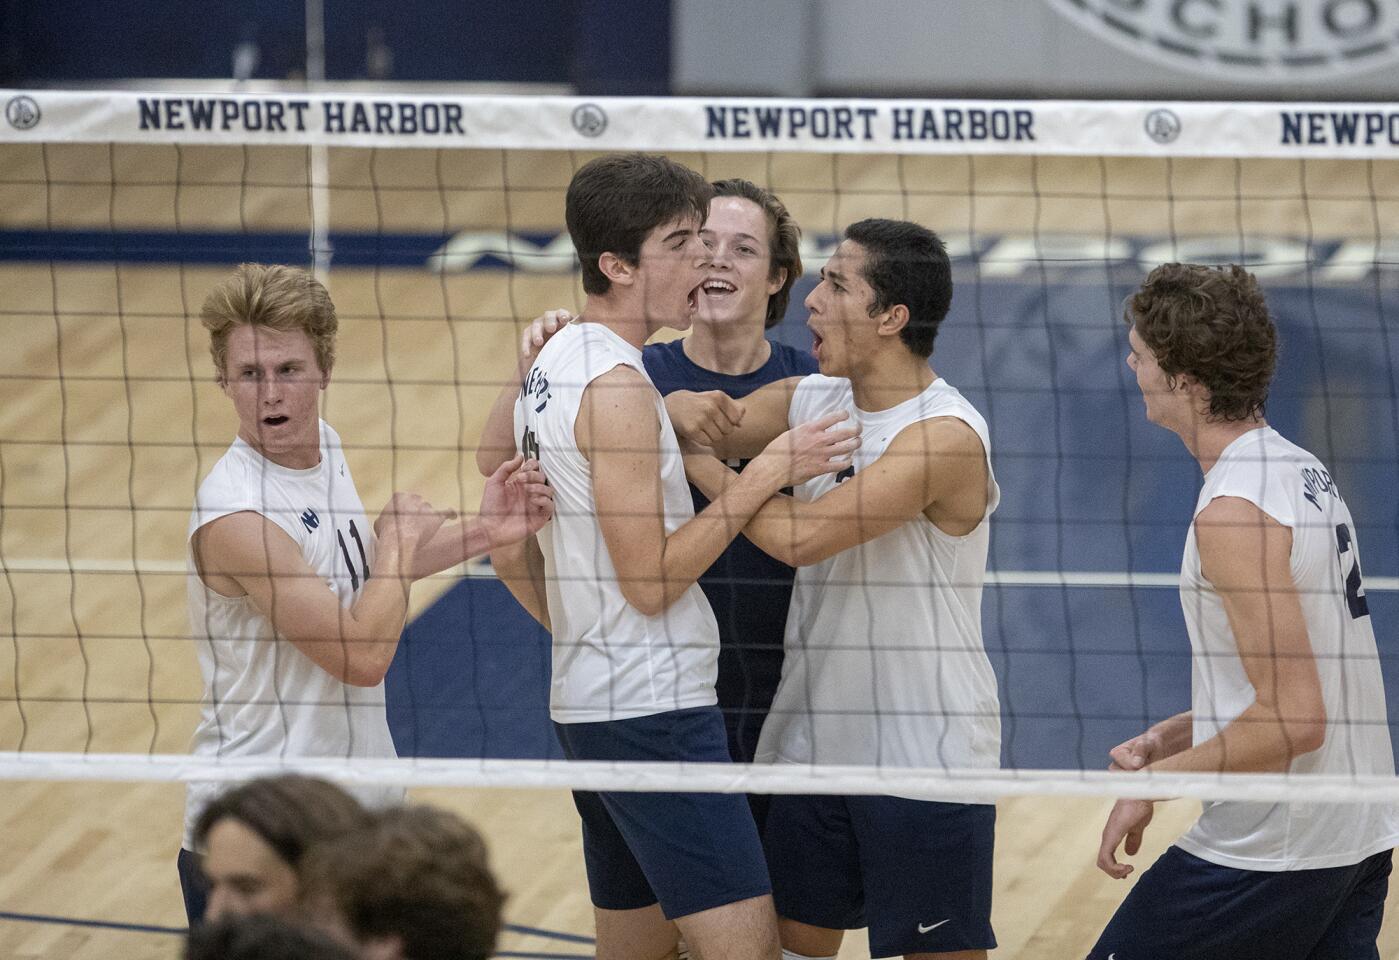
[
  {"x1": 300, "y1": 805, "x2": 505, "y2": 960},
  {"x1": 1125, "y1": 263, "x2": 1277, "y2": 422}
]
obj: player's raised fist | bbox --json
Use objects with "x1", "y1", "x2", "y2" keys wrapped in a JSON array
[
  {"x1": 665, "y1": 389, "x2": 746, "y2": 448},
  {"x1": 374, "y1": 492, "x2": 452, "y2": 548}
]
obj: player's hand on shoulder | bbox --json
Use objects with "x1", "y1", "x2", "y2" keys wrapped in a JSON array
[
  {"x1": 665, "y1": 390, "x2": 745, "y2": 447},
  {"x1": 374, "y1": 492, "x2": 453, "y2": 554},
  {"x1": 753, "y1": 411, "x2": 860, "y2": 489},
  {"x1": 518, "y1": 309, "x2": 574, "y2": 373}
]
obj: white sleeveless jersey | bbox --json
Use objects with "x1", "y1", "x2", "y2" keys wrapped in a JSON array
[
  {"x1": 1176, "y1": 426, "x2": 1399, "y2": 871},
  {"x1": 756, "y1": 376, "x2": 1002, "y2": 777},
  {"x1": 515, "y1": 321, "x2": 720, "y2": 723},
  {"x1": 183, "y1": 421, "x2": 401, "y2": 848}
]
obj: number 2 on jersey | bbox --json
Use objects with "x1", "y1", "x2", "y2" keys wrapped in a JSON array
[{"x1": 1335, "y1": 523, "x2": 1369, "y2": 619}]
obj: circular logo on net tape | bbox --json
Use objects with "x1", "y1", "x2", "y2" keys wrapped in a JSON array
[
  {"x1": 1144, "y1": 108, "x2": 1182, "y2": 143},
  {"x1": 6, "y1": 95, "x2": 41, "y2": 130},
  {"x1": 1043, "y1": 0, "x2": 1399, "y2": 80},
  {"x1": 571, "y1": 103, "x2": 608, "y2": 138}
]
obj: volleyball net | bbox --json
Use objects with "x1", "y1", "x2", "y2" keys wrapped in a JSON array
[{"x1": 1, "y1": 89, "x2": 1397, "y2": 804}]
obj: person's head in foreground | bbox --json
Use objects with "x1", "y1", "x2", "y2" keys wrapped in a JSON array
[
  {"x1": 699, "y1": 177, "x2": 803, "y2": 331},
  {"x1": 300, "y1": 804, "x2": 506, "y2": 960},
  {"x1": 805, "y1": 217, "x2": 953, "y2": 377},
  {"x1": 201, "y1": 262, "x2": 338, "y2": 468},
  {"x1": 1123, "y1": 262, "x2": 1277, "y2": 433},
  {"x1": 184, "y1": 914, "x2": 359, "y2": 960},
  {"x1": 565, "y1": 151, "x2": 714, "y2": 332},
  {"x1": 193, "y1": 775, "x2": 371, "y2": 922}
]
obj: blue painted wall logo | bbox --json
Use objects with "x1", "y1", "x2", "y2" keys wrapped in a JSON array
[
  {"x1": 6, "y1": 96, "x2": 40, "y2": 131},
  {"x1": 571, "y1": 103, "x2": 607, "y2": 137},
  {"x1": 1044, "y1": 0, "x2": 1399, "y2": 79}
]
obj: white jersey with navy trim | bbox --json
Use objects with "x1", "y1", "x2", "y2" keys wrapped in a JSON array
[
  {"x1": 756, "y1": 375, "x2": 1002, "y2": 776},
  {"x1": 183, "y1": 420, "x2": 400, "y2": 848},
  {"x1": 1176, "y1": 425, "x2": 1399, "y2": 871},
  {"x1": 515, "y1": 321, "x2": 720, "y2": 723}
]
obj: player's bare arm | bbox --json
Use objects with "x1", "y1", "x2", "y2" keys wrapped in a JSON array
[
  {"x1": 192, "y1": 492, "x2": 447, "y2": 687},
  {"x1": 685, "y1": 416, "x2": 987, "y2": 568},
  {"x1": 1152, "y1": 496, "x2": 1325, "y2": 774},
  {"x1": 581, "y1": 365, "x2": 856, "y2": 616},
  {"x1": 1098, "y1": 496, "x2": 1325, "y2": 879},
  {"x1": 664, "y1": 375, "x2": 804, "y2": 459},
  {"x1": 413, "y1": 455, "x2": 553, "y2": 578}
]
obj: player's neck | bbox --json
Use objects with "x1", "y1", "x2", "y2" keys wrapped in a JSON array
[
  {"x1": 850, "y1": 351, "x2": 937, "y2": 412},
  {"x1": 238, "y1": 428, "x2": 322, "y2": 470},
  {"x1": 1181, "y1": 416, "x2": 1268, "y2": 474},
  {"x1": 576, "y1": 293, "x2": 652, "y2": 350},
  {"x1": 682, "y1": 321, "x2": 771, "y2": 376}
]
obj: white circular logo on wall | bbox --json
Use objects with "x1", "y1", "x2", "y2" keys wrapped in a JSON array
[
  {"x1": 1144, "y1": 108, "x2": 1182, "y2": 143},
  {"x1": 5, "y1": 95, "x2": 40, "y2": 130},
  {"x1": 571, "y1": 103, "x2": 608, "y2": 138},
  {"x1": 1043, "y1": 0, "x2": 1399, "y2": 79}
]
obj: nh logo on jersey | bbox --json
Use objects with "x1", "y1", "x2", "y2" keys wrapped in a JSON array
[{"x1": 301, "y1": 509, "x2": 320, "y2": 531}]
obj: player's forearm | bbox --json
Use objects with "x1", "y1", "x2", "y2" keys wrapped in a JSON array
[
  {"x1": 410, "y1": 520, "x2": 498, "y2": 578},
  {"x1": 491, "y1": 537, "x2": 551, "y2": 631},
  {"x1": 1149, "y1": 701, "x2": 1324, "y2": 775},
  {"x1": 476, "y1": 381, "x2": 520, "y2": 477},
  {"x1": 1148, "y1": 711, "x2": 1194, "y2": 758},
  {"x1": 308, "y1": 544, "x2": 413, "y2": 686},
  {"x1": 626, "y1": 463, "x2": 786, "y2": 615},
  {"x1": 684, "y1": 453, "x2": 815, "y2": 567}
]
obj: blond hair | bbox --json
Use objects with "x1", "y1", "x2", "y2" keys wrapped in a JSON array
[{"x1": 201, "y1": 263, "x2": 337, "y2": 381}]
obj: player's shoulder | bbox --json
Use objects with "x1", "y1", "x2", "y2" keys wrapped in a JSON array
[
  {"x1": 196, "y1": 440, "x2": 260, "y2": 505},
  {"x1": 792, "y1": 373, "x2": 850, "y2": 404}
]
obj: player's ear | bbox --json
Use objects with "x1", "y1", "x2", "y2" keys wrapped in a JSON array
[
  {"x1": 877, "y1": 303, "x2": 910, "y2": 339},
  {"x1": 766, "y1": 266, "x2": 787, "y2": 297},
  {"x1": 598, "y1": 251, "x2": 635, "y2": 288},
  {"x1": 318, "y1": 363, "x2": 332, "y2": 390}
]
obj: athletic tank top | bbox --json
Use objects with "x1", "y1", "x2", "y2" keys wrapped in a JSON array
[
  {"x1": 183, "y1": 421, "x2": 400, "y2": 848},
  {"x1": 515, "y1": 321, "x2": 720, "y2": 723},
  {"x1": 756, "y1": 375, "x2": 1002, "y2": 775},
  {"x1": 1176, "y1": 426, "x2": 1399, "y2": 870}
]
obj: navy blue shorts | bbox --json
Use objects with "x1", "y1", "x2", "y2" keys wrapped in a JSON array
[
  {"x1": 1090, "y1": 845, "x2": 1393, "y2": 960},
  {"x1": 178, "y1": 847, "x2": 208, "y2": 924},
  {"x1": 764, "y1": 794, "x2": 996, "y2": 958},
  {"x1": 553, "y1": 706, "x2": 771, "y2": 920}
]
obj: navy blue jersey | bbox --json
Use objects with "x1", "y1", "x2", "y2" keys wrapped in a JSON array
[{"x1": 642, "y1": 338, "x2": 818, "y2": 765}]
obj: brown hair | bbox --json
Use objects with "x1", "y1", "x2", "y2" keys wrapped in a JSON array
[
  {"x1": 566, "y1": 153, "x2": 713, "y2": 296},
  {"x1": 301, "y1": 805, "x2": 505, "y2": 960},
  {"x1": 201, "y1": 263, "x2": 338, "y2": 381},
  {"x1": 184, "y1": 915, "x2": 358, "y2": 960},
  {"x1": 1126, "y1": 263, "x2": 1277, "y2": 422},
  {"x1": 711, "y1": 178, "x2": 803, "y2": 329},
  {"x1": 192, "y1": 775, "x2": 371, "y2": 869}
]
